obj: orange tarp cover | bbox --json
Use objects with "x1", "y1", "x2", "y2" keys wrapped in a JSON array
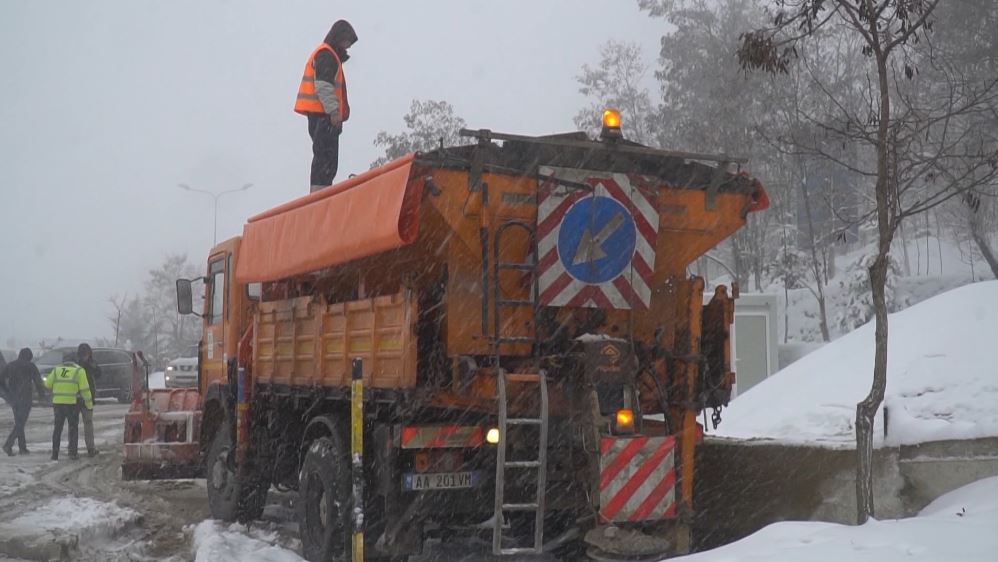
[{"x1": 235, "y1": 154, "x2": 422, "y2": 283}]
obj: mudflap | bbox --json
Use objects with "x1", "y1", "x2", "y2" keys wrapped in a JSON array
[
  {"x1": 584, "y1": 434, "x2": 681, "y2": 560},
  {"x1": 121, "y1": 388, "x2": 203, "y2": 480}
]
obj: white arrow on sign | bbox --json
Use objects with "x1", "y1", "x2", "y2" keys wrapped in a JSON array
[{"x1": 572, "y1": 212, "x2": 625, "y2": 266}]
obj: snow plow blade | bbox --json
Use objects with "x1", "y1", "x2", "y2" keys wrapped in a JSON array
[{"x1": 122, "y1": 353, "x2": 203, "y2": 480}]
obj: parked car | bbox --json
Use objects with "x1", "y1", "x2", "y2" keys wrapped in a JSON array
[
  {"x1": 164, "y1": 345, "x2": 198, "y2": 388},
  {"x1": 34, "y1": 346, "x2": 134, "y2": 403}
]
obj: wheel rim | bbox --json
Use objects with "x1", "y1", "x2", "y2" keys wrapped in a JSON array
[
  {"x1": 306, "y1": 472, "x2": 328, "y2": 545},
  {"x1": 318, "y1": 487, "x2": 328, "y2": 528}
]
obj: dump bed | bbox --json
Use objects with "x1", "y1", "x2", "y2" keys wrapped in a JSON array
[{"x1": 253, "y1": 292, "x2": 417, "y2": 388}]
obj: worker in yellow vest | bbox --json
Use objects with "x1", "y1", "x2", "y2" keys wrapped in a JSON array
[
  {"x1": 44, "y1": 351, "x2": 93, "y2": 460},
  {"x1": 294, "y1": 20, "x2": 357, "y2": 192}
]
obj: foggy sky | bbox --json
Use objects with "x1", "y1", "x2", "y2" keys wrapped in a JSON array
[{"x1": 0, "y1": 0, "x2": 666, "y2": 348}]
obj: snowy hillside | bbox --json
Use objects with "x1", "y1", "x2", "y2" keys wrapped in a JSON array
[{"x1": 715, "y1": 281, "x2": 998, "y2": 447}]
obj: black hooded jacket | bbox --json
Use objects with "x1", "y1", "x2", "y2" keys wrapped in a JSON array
[
  {"x1": 312, "y1": 20, "x2": 357, "y2": 116},
  {"x1": 0, "y1": 348, "x2": 46, "y2": 406}
]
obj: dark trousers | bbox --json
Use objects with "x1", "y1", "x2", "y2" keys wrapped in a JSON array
[
  {"x1": 52, "y1": 403, "x2": 80, "y2": 458},
  {"x1": 307, "y1": 113, "x2": 341, "y2": 188},
  {"x1": 4, "y1": 402, "x2": 31, "y2": 451}
]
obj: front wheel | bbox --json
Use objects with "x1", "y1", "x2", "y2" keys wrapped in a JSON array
[
  {"x1": 298, "y1": 433, "x2": 351, "y2": 562},
  {"x1": 206, "y1": 419, "x2": 268, "y2": 522}
]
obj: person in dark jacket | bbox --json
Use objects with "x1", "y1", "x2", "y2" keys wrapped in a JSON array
[
  {"x1": 293, "y1": 20, "x2": 358, "y2": 191},
  {"x1": 76, "y1": 343, "x2": 100, "y2": 457},
  {"x1": 1, "y1": 348, "x2": 48, "y2": 455}
]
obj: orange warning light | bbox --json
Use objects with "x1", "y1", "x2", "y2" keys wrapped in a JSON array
[
  {"x1": 615, "y1": 408, "x2": 635, "y2": 434},
  {"x1": 602, "y1": 108, "x2": 622, "y2": 129}
]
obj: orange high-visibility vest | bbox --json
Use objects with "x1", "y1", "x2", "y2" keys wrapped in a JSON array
[{"x1": 294, "y1": 44, "x2": 349, "y2": 120}]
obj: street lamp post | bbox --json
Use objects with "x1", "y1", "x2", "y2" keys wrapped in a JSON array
[{"x1": 177, "y1": 183, "x2": 253, "y2": 246}]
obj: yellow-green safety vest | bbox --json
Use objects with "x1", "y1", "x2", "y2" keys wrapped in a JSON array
[{"x1": 45, "y1": 362, "x2": 93, "y2": 408}]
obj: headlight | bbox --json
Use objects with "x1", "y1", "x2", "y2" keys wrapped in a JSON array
[
  {"x1": 165, "y1": 375, "x2": 171, "y2": 381},
  {"x1": 166, "y1": 366, "x2": 175, "y2": 371}
]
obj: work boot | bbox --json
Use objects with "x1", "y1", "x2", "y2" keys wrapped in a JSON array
[
  {"x1": 19, "y1": 448, "x2": 30, "y2": 455},
  {"x1": 68, "y1": 452, "x2": 79, "y2": 460},
  {"x1": 88, "y1": 449, "x2": 100, "y2": 458},
  {"x1": 2, "y1": 445, "x2": 13, "y2": 457},
  {"x1": 51, "y1": 452, "x2": 58, "y2": 461}
]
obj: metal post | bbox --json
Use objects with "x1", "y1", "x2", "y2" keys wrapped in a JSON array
[{"x1": 351, "y1": 358, "x2": 364, "y2": 562}]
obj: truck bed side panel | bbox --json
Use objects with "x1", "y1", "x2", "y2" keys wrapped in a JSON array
[{"x1": 254, "y1": 291, "x2": 417, "y2": 388}]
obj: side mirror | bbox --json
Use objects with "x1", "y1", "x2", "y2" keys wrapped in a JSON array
[{"x1": 176, "y1": 279, "x2": 195, "y2": 315}]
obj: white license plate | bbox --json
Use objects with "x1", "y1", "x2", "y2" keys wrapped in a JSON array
[{"x1": 403, "y1": 471, "x2": 479, "y2": 491}]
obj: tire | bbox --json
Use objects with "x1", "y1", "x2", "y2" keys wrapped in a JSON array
[
  {"x1": 206, "y1": 420, "x2": 268, "y2": 522},
  {"x1": 117, "y1": 385, "x2": 131, "y2": 404},
  {"x1": 298, "y1": 433, "x2": 351, "y2": 562}
]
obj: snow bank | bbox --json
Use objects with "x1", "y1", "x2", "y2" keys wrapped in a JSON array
[
  {"x1": 671, "y1": 475, "x2": 998, "y2": 562},
  {"x1": 192, "y1": 521, "x2": 304, "y2": 562},
  {"x1": 0, "y1": 496, "x2": 139, "y2": 537},
  {"x1": 716, "y1": 281, "x2": 998, "y2": 446}
]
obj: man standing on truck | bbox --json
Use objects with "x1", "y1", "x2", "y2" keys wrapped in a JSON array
[
  {"x1": 294, "y1": 19, "x2": 358, "y2": 192},
  {"x1": 76, "y1": 343, "x2": 100, "y2": 457},
  {"x1": 44, "y1": 351, "x2": 93, "y2": 460},
  {"x1": 1, "y1": 348, "x2": 47, "y2": 456}
]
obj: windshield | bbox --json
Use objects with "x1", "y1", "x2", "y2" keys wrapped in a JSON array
[{"x1": 35, "y1": 348, "x2": 69, "y2": 365}]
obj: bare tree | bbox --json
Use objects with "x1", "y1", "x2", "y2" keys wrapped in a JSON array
[
  {"x1": 573, "y1": 41, "x2": 658, "y2": 145},
  {"x1": 740, "y1": 0, "x2": 998, "y2": 523},
  {"x1": 371, "y1": 99, "x2": 466, "y2": 168},
  {"x1": 107, "y1": 294, "x2": 128, "y2": 347},
  {"x1": 964, "y1": 192, "x2": 998, "y2": 277}
]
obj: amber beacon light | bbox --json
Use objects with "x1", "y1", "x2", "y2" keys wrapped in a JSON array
[
  {"x1": 601, "y1": 108, "x2": 622, "y2": 140},
  {"x1": 615, "y1": 408, "x2": 635, "y2": 434}
]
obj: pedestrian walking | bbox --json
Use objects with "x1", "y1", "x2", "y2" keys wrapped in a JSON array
[
  {"x1": 76, "y1": 343, "x2": 101, "y2": 457},
  {"x1": 43, "y1": 351, "x2": 93, "y2": 460},
  {"x1": 1, "y1": 348, "x2": 48, "y2": 455}
]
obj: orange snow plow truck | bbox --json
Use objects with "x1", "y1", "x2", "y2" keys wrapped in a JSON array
[{"x1": 122, "y1": 113, "x2": 768, "y2": 560}]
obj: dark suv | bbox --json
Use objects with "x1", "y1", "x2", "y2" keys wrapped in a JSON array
[{"x1": 34, "y1": 346, "x2": 134, "y2": 403}]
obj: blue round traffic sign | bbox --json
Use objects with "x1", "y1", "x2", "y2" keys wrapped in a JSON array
[{"x1": 557, "y1": 195, "x2": 636, "y2": 284}]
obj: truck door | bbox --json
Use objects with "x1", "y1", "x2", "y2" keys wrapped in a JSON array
[{"x1": 202, "y1": 255, "x2": 228, "y2": 388}]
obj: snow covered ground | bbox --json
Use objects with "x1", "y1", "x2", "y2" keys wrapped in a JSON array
[
  {"x1": 670, "y1": 475, "x2": 998, "y2": 562},
  {"x1": 192, "y1": 521, "x2": 304, "y2": 562},
  {"x1": 185, "y1": 476, "x2": 998, "y2": 562},
  {"x1": 717, "y1": 281, "x2": 998, "y2": 447}
]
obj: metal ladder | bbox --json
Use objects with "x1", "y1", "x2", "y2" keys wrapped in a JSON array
[
  {"x1": 488, "y1": 218, "x2": 549, "y2": 555},
  {"x1": 494, "y1": 369, "x2": 549, "y2": 555}
]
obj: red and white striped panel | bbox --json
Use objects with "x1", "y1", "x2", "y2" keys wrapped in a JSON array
[
  {"x1": 537, "y1": 166, "x2": 659, "y2": 310},
  {"x1": 599, "y1": 435, "x2": 677, "y2": 522}
]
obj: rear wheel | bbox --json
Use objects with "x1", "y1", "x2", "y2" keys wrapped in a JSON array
[
  {"x1": 298, "y1": 433, "x2": 351, "y2": 562},
  {"x1": 206, "y1": 419, "x2": 268, "y2": 522},
  {"x1": 117, "y1": 384, "x2": 131, "y2": 404}
]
